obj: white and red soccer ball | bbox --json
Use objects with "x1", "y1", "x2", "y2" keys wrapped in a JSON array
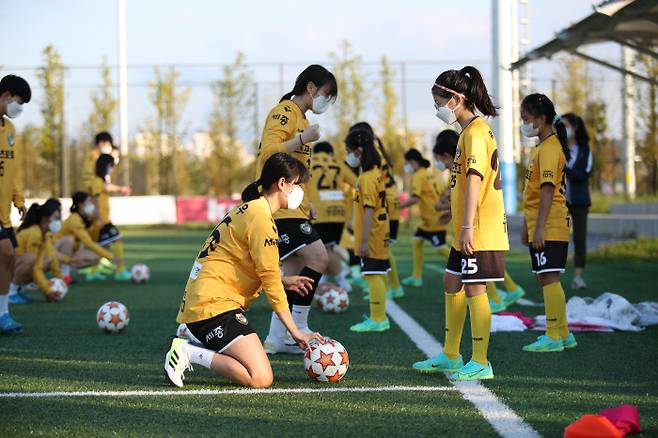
[
  {"x1": 97, "y1": 301, "x2": 130, "y2": 333},
  {"x1": 317, "y1": 287, "x2": 349, "y2": 314},
  {"x1": 304, "y1": 338, "x2": 349, "y2": 383},
  {"x1": 47, "y1": 278, "x2": 69, "y2": 302},
  {"x1": 131, "y1": 264, "x2": 150, "y2": 284}
]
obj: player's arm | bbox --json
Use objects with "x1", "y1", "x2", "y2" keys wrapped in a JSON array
[
  {"x1": 74, "y1": 227, "x2": 114, "y2": 260},
  {"x1": 12, "y1": 131, "x2": 26, "y2": 218},
  {"x1": 461, "y1": 130, "x2": 489, "y2": 256},
  {"x1": 32, "y1": 251, "x2": 52, "y2": 294},
  {"x1": 46, "y1": 242, "x2": 64, "y2": 279},
  {"x1": 399, "y1": 173, "x2": 421, "y2": 208},
  {"x1": 358, "y1": 175, "x2": 378, "y2": 257},
  {"x1": 106, "y1": 182, "x2": 131, "y2": 195},
  {"x1": 359, "y1": 207, "x2": 374, "y2": 257},
  {"x1": 533, "y1": 148, "x2": 561, "y2": 249}
]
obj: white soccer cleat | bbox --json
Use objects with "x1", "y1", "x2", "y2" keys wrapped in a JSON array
[
  {"x1": 263, "y1": 335, "x2": 304, "y2": 355},
  {"x1": 164, "y1": 338, "x2": 193, "y2": 387}
]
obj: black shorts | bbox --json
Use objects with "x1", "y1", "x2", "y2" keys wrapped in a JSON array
[
  {"x1": 313, "y1": 222, "x2": 344, "y2": 247},
  {"x1": 446, "y1": 247, "x2": 505, "y2": 283},
  {"x1": 360, "y1": 257, "x2": 391, "y2": 275},
  {"x1": 98, "y1": 223, "x2": 121, "y2": 246},
  {"x1": 389, "y1": 220, "x2": 400, "y2": 243},
  {"x1": 0, "y1": 226, "x2": 17, "y2": 248},
  {"x1": 529, "y1": 241, "x2": 568, "y2": 274},
  {"x1": 275, "y1": 218, "x2": 321, "y2": 260},
  {"x1": 414, "y1": 228, "x2": 446, "y2": 248},
  {"x1": 185, "y1": 309, "x2": 256, "y2": 353}
]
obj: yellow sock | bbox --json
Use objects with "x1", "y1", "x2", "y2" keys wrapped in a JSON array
[
  {"x1": 443, "y1": 289, "x2": 466, "y2": 359},
  {"x1": 90, "y1": 264, "x2": 98, "y2": 274},
  {"x1": 412, "y1": 239, "x2": 424, "y2": 279},
  {"x1": 387, "y1": 249, "x2": 401, "y2": 289},
  {"x1": 366, "y1": 274, "x2": 387, "y2": 322},
  {"x1": 543, "y1": 282, "x2": 567, "y2": 340},
  {"x1": 503, "y1": 269, "x2": 518, "y2": 291},
  {"x1": 436, "y1": 245, "x2": 451, "y2": 258},
  {"x1": 113, "y1": 240, "x2": 125, "y2": 272},
  {"x1": 468, "y1": 293, "x2": 491, "y2": 365},
  {"x1": 486, "y1": 282, "x2": 501, "y2": 303}
]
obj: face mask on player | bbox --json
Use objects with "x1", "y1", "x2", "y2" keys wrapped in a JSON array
[{"x1": 284, "y1": 185, "x2": 304, "y2": 210}]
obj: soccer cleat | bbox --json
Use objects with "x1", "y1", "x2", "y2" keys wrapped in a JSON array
[
  {"x1": 8, "y1": 293, "x2": 29, "y2": 305},
  {"x1": 387, "y1": 286, "x2": 405, "y2": 299},
  {"x1": 114, "y1": 270, "x2": 132, "y2": 281},
  {"x1": 0, "y1": 313, "x2": 23, "y2": 335},
  {"x1": 489, "y1": 298, "x2": 507, "y2": 314},
  {"x1": 502, "y1": 286, "x2": 526, "y2": 307},
  {"x1": 448, "y1": 360, "x2": 494, "y2": 381},
  {"x1": 362, "y1": 292, "x2": 370, "y2": 301},
  {"x1": 522, "y1": 335, "x2": 564, "y2": 353},
  {"x1": 562, "y1": 333, "x2": 578, "y2": 349},
  {"x1": 401, "y1": 276, "x2": 423, "y2": 287},
  {"x1": 571, "y1": 277, "x2": 587, "y2": 290},
  {"x1": 350, "y1": 316, "x2": 390, "y2": 333},
  {"x1": 412, "y1": 352, "x2": 464, "y2": 373},
  {"x1": 263, "y1": 336, "x2": 304, "y2": 355},
  {"x1": 348, "y1": 277, "x2": 369, "y2": 290},
  {"x1": 85, "y1": 272, "x2": 108, "y2": 281},
  {"x1": 164, "y1": 337, "x2": 193, "y2": 388}
]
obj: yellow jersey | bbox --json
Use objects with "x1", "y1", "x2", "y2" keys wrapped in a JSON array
[
  {"x1": 257, "y1": 100, "x2": 311, "y2": 221},
  {"x1": 377, "y1": 142, "x2": 400, "y2": 221},
  {"x1": 412, "y1": 166, "x2": 447, "y2": 232},
  {"x1": 523, "y1": 134, "x2": 570, "y2": 242},
  {"x1": 177, "y1": 197, "x2": 288, "y2": 324},
  {"x1": 91, "y1": 176, "x2": 110, "y2": 224},
  {"x1": 309, "y1": 152, "x2": 357, "y2": 223},
  {"x1": 16, "y1": 225, "x2": 62, "y2": 292},
  {"x1": 450, "y1": 117, "x2": 509, "y2": 251},
  {"x1": 353, "y1": 167, "x2": 389, "y2": 260},
  {"x1": 0, "y1": 117, "x2": 25, "y2": 228},
  {"x1": 82, "y1": 148, "x2": 101, "y2": 193},
  {"x1": 57, "y1": 212, "x2": 113, "y2": 259}
]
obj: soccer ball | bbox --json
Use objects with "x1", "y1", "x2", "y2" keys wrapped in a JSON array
[
  {"x1": 313, "y1": 282, "x2": 338, "y2": 306},
  {"x1": 318, "y1": 287, "x2": 349, "y2": 314},
  {"x1": 304, "y1": 338, "x2": 349, "y2": 383},
  {"x1": 131, "y1": 264, "x2": 150, "y2": 284},
  {"x1": 97, "y1": 301, "x2": 130, "y2": 333},
  {"x1": 47, "y1": 278, "x2": 68, "y2": 302}
]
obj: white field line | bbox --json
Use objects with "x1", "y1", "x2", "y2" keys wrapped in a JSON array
[
  {"x1": 0, "y1": 385, "x2": 456, "y2": 399},
  {"x1": 386, "y1": 299, "x2": 541, "y2": 438}
]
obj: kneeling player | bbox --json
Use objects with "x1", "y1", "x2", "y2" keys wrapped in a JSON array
[{"x1": 165, "y1": 153, "x2": 322, "y2": 388}]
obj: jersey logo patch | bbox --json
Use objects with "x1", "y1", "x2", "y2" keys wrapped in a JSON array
[
  {"x1": 7, "y1": 133, "x2": 14, "y2": 147},
  {"x1": 300, "y1": 222, "x2": 312, "y2": 235},
  {"x1": 189, "y1": 261, "x2": 203, "y2": 280},
  {"x1": 235, "y1": 313, "x2": 249, "y2": 325},
  {"x1": 542, "y1": 170, "x2": 554, "y2": 179}
]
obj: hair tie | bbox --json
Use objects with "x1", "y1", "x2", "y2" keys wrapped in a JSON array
[
  {"x1": 553, "y1": 114, "x2": 561, "y2": 124},
  {"x1": 256, "y1": 178, "x2": 263, "y2": 186}
]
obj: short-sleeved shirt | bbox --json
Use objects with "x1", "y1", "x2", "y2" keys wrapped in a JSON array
[
  {"x1": 412, "y1": 167, "x2": 447, "y2": 232},
  {"x1": 450, "y1": 117, "x2": 509, "y2": 251},
  {"x1": 91, "y1": 176, "x2": 110, "y2": 224},
  {"x1": 0, "y1": 117, "x2": 24, "y2": 228},
  {"x1": 309, "y1": 152, "x2": 356, "y2": 223},
  {"x1": 353, "y1": 167, "x2": 389, "y2": 260},
  {"x1": 523, "y1": 134, "x2": 570, "y2": 242}
]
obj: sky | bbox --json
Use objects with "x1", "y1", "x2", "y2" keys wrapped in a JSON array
[{"x1": 0, "y1": 0, "x2": 625, "y2": 148}]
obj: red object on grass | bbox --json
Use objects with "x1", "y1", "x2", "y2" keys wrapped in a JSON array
[
  {"x1": 564, "y1": 414, "x2": 623, "y2": 438},
  {"x1": 62, "y1": 275, "x2": 73, "y2": 285},
  {"x1": 599, "y1": 404, "x2": 641, "y2": 436},
  {"x1": 498, "y1": 311, "x2": 534, "y2": 328}
]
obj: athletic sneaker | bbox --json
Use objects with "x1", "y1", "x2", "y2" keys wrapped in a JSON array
[
  {"x1": 489, "y1": 298, "x2": 506, "y2": 314},
  {"x1": 263, "y1": 336, "x2": 304, "y2": 355},
  {"x1": 562, "y1": 333, "x2": 578, "y2": 349},
  {"x1": 8, "y1": 293, "x2": 28, "y2": 305},
  {"x1": 502, "y1": 285, "x2": 526, "y2": 307},
  {"x1": 348, "y1": 277, "x2": 369, "y2": 290},
  {"x1": 350, "y1": 316, "x2": 390, "y2": 333},
  {"x1": 164, "y1": 338, "x2": 193, "y2": 388},
  {"x1": 412, "y1": 352, "x2": 463, "y2": 373},
  {"x1": 388, "y1": 286, "x2": 405, "y2": 299},
  {"x1": 85, "y1": 272, "x2": 108, "y2": 281},
  {"x1": 448, "y1": 360, "x2": 494, "y2": 381},
  {"x1": 0, "y1": 313, "x2": 23, "y2": 335},
  {"x1": 401, "y1": 276, "x2": 423, "y2": 287},
  {"x1": 571, "y1": 276, "x2": 587, "y2": 290},
  {"x1": 522, "y1": 335, "x2": 564, "y2": 352},
  {"x1": 114, "y1": 270, "x2": 132, "y2": 281}
]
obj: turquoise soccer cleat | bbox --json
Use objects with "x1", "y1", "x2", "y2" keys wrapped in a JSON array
[
  {"x1": 388, "y1": 286, "x2": 405, "y2": 299},
  {"x1": 114, "y1": 270, "x2": 132, "y2": 281},
  {"x1": 489, "y1": 298, "x2": 507, "y2": 314},
  {"x1": 502, "y1": 285, "x2": 526, "y2": 307},
  {"x1": 412, "y1": 352, "x2": 464, "y2": 373},
  {"x1": 448, "y1": 360, "x2": 494, "y2": 381},
  {"x1": 350, "y1": 316, "x2": 390, "y2": 333},
  {"x1": 401, "y1": 276, "x2": 423, "y2": 287},
  {"x1": 522, "y1": 335, "x2": 564, "y2": 352},
  {"x1": 562, "y1": 333, "x2": 578, "y2": 349}
]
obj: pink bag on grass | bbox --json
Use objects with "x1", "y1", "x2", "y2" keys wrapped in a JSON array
[{"x1": 599, "y1": 404, "x2": 641, "y2": 436}]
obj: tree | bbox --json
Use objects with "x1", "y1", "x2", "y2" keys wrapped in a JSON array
[
  {"x1": 208, "y1": 53, "x2": 255, "y2": 197},
  {"x1": 634, "y1": 51, "x2": 658, "y2": 194},
  {"x1": 19, "y1": 124, "x2": 41, "y2": 197},
  {"x1": 554, "y1": 55, "x2": 587, "y2": 117},
  {"x1": 35, "y1": 45, "x2": 66, "y2": 196},
  {"x1": 378, "y1": 55, "x2": 405, "y2": 175}
]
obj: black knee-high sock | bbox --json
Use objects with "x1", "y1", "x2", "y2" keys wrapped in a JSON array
[
  {"x1": 288, "y1": 266, "x2": 323, "y2": 306},
  {"x1": 348, "y1": 249, "x2": 359, "y2": 267}
]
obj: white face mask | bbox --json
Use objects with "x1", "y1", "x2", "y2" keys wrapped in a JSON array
[
  {"x1": 49, "y1": 219, "x2": 62, "y2": 234},
  {"x1": 435, "y1": 160, "x2": 446, "y2": 171},
  {"x1": 311, "y1": 94, "x2": 332, "y2": 114},
  {"x1": 83, "y1": 203, "x2": 95, "y2": 216},
  {"x1": 565, "y1": 126, "x2": 574, "y2": 140},
  {"x1": 435, "y1": 100, "x2": 458, "y2": 125},
  {"x1": 346, "y1": 152, "x2": 361, "y2": 168},
  {"x1": 521, "y1": 122, "x2": 539, "y2": 138},
  {"x1": 404, "y1": 163, "x2": 414, "y2": 174},
  {"x1": 284, "y1": 185, "x2": 304, "y2": 210},
  {"x1": 6, "y1": 100, "x2": 23, "y2": 119},
  {"x1": 101, "y1": 145, "x2": 113, "y2": 154}
]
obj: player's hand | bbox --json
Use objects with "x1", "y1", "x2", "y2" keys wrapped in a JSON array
[
  {"x1": 309, "y1": 204, "x2": 318, "y2": 221},
  {"x1": 282, "y1": 275, "x2": 314, "y2": 297},
  {"x1": 121, "y1": 186, "x2": 132, "y2": 195},
  {"x1": 521, "y1": 229, "x2": 529, "y2": 247},
  {"x1": 359, "y1": 241, "x2": 369, "y2": 258},
  {"x1": 438, "y1": 211, "x2": 452, "y2": 226},
  {"x1": 17, "y1": 205, "x2": 27, "y2": 220},
  {"x1": 301, "y1": 124, "x2": 320, "y2": 144},
  {"x1": 460, "y1": 226, "x2": 475, "y2": 256},
  {"x1": 435, "y1": 196, "x2": 450, "y2": 212},
  {"x1": 292, "y1": 330, "x2": 324, "y2": 352},
  {"x1": 532, "y1": 228, "x2": 545, "y2": 250}
]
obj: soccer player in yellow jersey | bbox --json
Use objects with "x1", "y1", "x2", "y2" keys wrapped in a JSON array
[
  {"x1": 520, "y1": 93, "x2": 577, "y2": 353},
  {"x1": 400, "y1": 148, "x2": 448, "y2": 287},
  {"x1": 164, "y1": 153, "x2": 322, "y2": 388},
  {"x1": 11, "y1": 201, "x2": 67, "y2": 302},
  {"x1": 256, "y1": 65, "x2": 338, "y2": 354},
  {"x1": 413, "y1": 67, "x2": 508, "y2": 381},
  {"x1": 0, "y1": 75, "x2": 30, "y2": 334},
  {"x1": 308, "y1": 141, "x2": 356, "y2": 291},
  {"x1": 345, "y1": 129, "x2": 392, "y2": 333}
]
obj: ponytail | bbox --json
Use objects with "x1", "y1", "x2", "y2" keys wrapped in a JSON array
[
  {"x1": 279, "y1": 64, "x2": 337, "y2": 103},
  {"x1": 241, "y1": 154, "x2": 309, "y2": 202},
  {"x1": 345, "y1": 129, "x2": 381, "y2": 171},
  {"x1": 431, "y1": 66, "x2": 498, "y2": 117},
  {"x1": 17, "y1": 199, "x2": 60, "y2": 233},
  {"x1": 553, "y1": 115, "x2": 571, "y2": 162},
  {"x1": 521, "y1": 93, "x2": 571, "y2": 161}
]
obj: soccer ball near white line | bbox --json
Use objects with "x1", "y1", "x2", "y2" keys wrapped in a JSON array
[
  {"x1": 97, "y1": 301, "x2": 130, "y2": 333},
  {"x1": 318, "y1": 287, "x2": 349, "y2": 314},
  {"x1": 304, "y1": 338, "x2": 349, "y2": 383},
  {"x1": 131, "y1": 264, "x2": 150, "y2": 284},
  {"x1": 47, "y1": 278, "x2": 68, "y2": 302}
]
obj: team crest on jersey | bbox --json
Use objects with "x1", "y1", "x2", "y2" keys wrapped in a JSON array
[
  {"x1": 235, "y1": 313, "x2": 248, "y2": 325},
  {"x1": 300, "y1": 222, "x2": 312, "y2": 235},
  {"x1": 455, "y1": 147, "x2": 462, "y2": 160},
  {"x1": 7, "y1": 133, "x2": 14, "y2": 147}
]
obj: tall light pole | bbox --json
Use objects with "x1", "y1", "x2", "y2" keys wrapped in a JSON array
[{"x1": 118, "y1": 0, "x2": 129, "y2": 185}]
